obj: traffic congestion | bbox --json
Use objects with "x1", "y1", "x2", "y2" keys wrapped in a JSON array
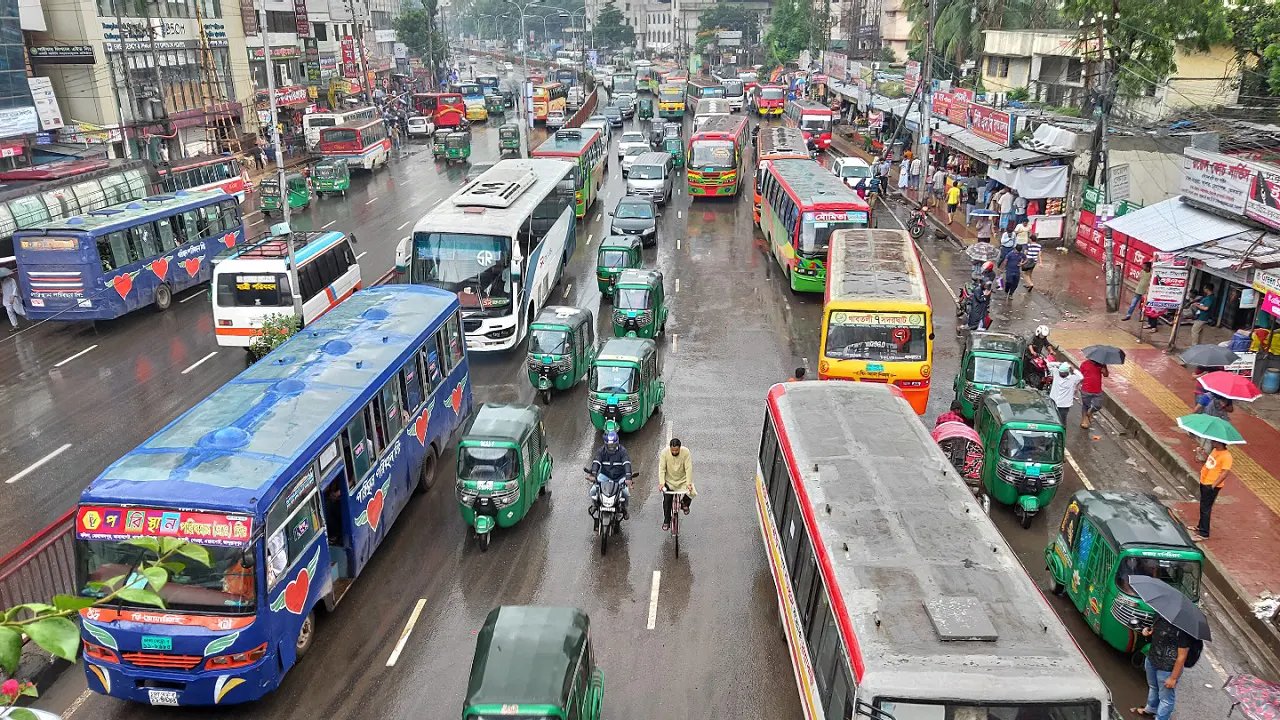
[{"x1": 0, "y1": 50, "x2": 1269, "y2": 720}]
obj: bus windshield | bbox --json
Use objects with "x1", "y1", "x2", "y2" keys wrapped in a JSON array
[
  {"x1": 762, "y1": 87, "x2": 785, "y2": 100},
  {"x1": 614, "y1": 76, "x2": 637, "y2": 94},
  {"x1": 801, "y1": 116, "x2": 832, "y2": 133},
  {"x1": 78, "y1": 540, "x2": 256, "y2": 613},
  {"x1": 700, "y1": 86, "x2": 726, "y2": 98},
  {"x1": 722, "y1": 80, "x2": 744, "y2": 97},
  {"x1": 691, "y1": 140, "x2": 735, "y2": 169},
  {"x1": 999, "y1": 429, "x2": 1064, "y2": 464},
  {"x1": 824, "y1": 311, "x2": 928, "y2": 362},
  {"x1": 876, "y1": 700, "x2": 1099, "y2": 720},
  {"x1": 800, "y1": 212, "x2": 867, "y2": 256},
  {"x1": 410, "y1": 232, "x2": 513, "y2": 315}
]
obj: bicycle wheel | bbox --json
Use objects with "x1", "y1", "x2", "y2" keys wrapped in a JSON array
[{"x1": 672, "y1": 510, "x2": 680, "y2": 557}]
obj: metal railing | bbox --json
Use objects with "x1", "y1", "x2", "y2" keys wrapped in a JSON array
[{"x1": 0, "y1": 509, "x2": 76, "y2": 611}]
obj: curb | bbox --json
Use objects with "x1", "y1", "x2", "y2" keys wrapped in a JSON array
[{"x1": 15, "y1": 641, "x2": 70, "y2": 700}]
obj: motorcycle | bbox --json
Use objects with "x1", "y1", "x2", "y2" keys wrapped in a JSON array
[
  {"x1": 585, "y1": 467, "x2": 639, "y2": 555},
  {"x1": 1025, "y1": 349, "x2": 1057, "y2": 390},
  {"x1": 907, "y1": 206, "x2": 928, "y2": 239}
]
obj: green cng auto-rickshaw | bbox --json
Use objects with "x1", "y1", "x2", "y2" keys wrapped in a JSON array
[
  {"x1": 463, "y1": 606, "x2": 604, "y2": 720},
  {"x1": 611, "y1": 269, "x2": 668, "y2": 339},
  {"x1": 312, "y1": 158, "x2": 350, "y2": 197},
  {"x1": 954, "y1": 331, "x2": 1027, "y2": 420},
  {"x1": 638, "y1": 97, "x2": 654, "y2": 120},
  {"x1": 485, "y1": 92, "x2": 506, "y2": 115},
  {"x1": 433, "y1": 127, "x2": 451, "y2": 159},
  {"x1": 975, "y1": 387, "x2": 1066, "y2": 528},
  {"x1": 1046, "y1": 490, "x2": 1203, "y2": 659},
  {"x1": 588, "y1": 337, "x2": 665, "y2": 434},
  {"x1": 663, "y1": 136, "x2": 685, "y2": 169},
  {"x1": 446, "y1": 131, "x2": 472, "y2": 163},
  {"x1": 259, "y1": 172, "x2": 311, "y2": 217},
  {"x1": 527, "y1": 306, "x2": 597, "y2": 403},
  {"x1": 455, "y1": 403, "x2": 552, "y2": 551},
  {"x1": 596, "y1": 235, "x2": 643, "y2": 298},
  {"x1": 499, "y1": 123, "x2": 521, "y2": 156}
]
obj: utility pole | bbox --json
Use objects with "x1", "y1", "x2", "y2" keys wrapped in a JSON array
[
  {"x1": 504, "y1": 0, "x2": 541, "y2": 157},
  {"x1": 258, "y1": 0, "x2": 303, "y2": 316},
  {"x1": 426, "y1": 1, "x2": 436, "y2": 90},
  {"x1": 1085, "y1": 5, "x2": 1121, "y2": 312},
  {"x1": 916, "y1": 0, "x2": 934, "y2": 197},
  {"x1": 110, "y1": 0, "x2": 136, "y2": 160},
  {"x1": 142, "y1": 11, "x2": 171, "y2": 162}
]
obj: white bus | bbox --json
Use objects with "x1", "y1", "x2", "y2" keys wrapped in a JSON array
[
  {"x1": 303, "y1": 106, "x2": 378, "y2": 151},
  {"x1": 211, "y1": 230, "x2": 361, "y2": 348},
  {"x1": 714, "y1": 73, "x2": 746, "y2": 111},
  {"x1": 398, "y1": 159, "x2": 577, "y2": 352}
]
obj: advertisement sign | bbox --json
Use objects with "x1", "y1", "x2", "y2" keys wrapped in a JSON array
[
  {"x1": 304, "y1": 38, "x2": 321, "y2": 83},
  {"x1": 294, "y1": 0, "x2": 311, "y2": 36},
  {"x1": 1108, "y1": 163, "x2": 1131, "y2": 202},
  {"x1": 251, "y1": 46, "x2": 300, "y2": 59},
  {"x1": 904, "y1": 61, "x2": 920, "y2": 95},
  {"x1": 27, "y1": 78, "x2": 63, "y2": 131},
  {"x1": 868, "y1": 111, "x2": 883, "y2": 129},
  {"x1": 341, "y1": 37, "x2": 358, "y2": 77},
  {"x1": 931, "y1": 91, "x2": 951, "y2": 117},
  {"x1": 1253, "y1": 268, "x2": 1280, "y2": 296},
  {"x1": 1146, "y1": 252, "x2": 1190, "y2": 310},
  {"x1": 240, "y1": 0, "x2": 258, "y2": 34},
  {"x1": 1245, "y1": 164, "x2": 1280, "y2": 232},
  {"x1": 951, "y1": 87, "x2": 975, "y2": 103},
  {"x1": 1261, "y1": 291, "x2": 1280, "y2": 317},
  {"x1": 29, "y1": 46, "x2": 95, "y2": 64},
  {"x1": 947, "y1": 96, "x2": 969, "y2": 126},
  {"x1": 1181, "y1": 148, "x2": 1251, "y2": 215},
  {"x1": 76, "y1": 506, "x2": 254, "y2": 548},
  {"x1": 824, "y1": 51, "x2": 847, "y2": 79},
  {"x1": 967, "y1": 105, "x2": 1012, "y2": 146}
]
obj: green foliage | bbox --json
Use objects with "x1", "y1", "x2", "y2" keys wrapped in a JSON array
[
  {"x1": 905, "y1": 0, "x2": 1061, "y2": 71},
  {"x1": 249, "y1": 312, "x2": 301, "y2": 361},
  {"x1": 1007, "y1": 86, "x2": 1030, "y2": 101},
  {"x1": 1062, "y1": 0, "x2": 1229, "y2": 96},
  {"x1": 1227, "y1": 0, "x2": 1280, "y2": 98},
  {"x1": 695, "y1": 4, "x2": 761, "y2": 52},
  {"x1": 394, "y1": 0, "x2": 449, "y2": 72},
  {"x1": 594, "y1": 0, "x2": 634, "y2": 48},
  {"x1": 763, "y1": 0, "x2": 815, "y2": 67}
]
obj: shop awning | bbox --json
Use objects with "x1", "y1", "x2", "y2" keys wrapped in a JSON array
[
  {"x1": 32, "y1": 142, "x2": 107, "y2": 163},
  {"x1": 990, "y1": 147, "x2": 1053, "y2": 167},
  {"x1": 1181, "y1": 228, "x2": 1280, "y2": 271},
  {"x1": 987, "y1": 163, "x2": 1069, "y2": 199},
  {"x1": 939, "y1": 129, "x2": 1003, "y2": 164},
  {"x1": 1104, "y1": 197, "x2": 1254, "y2": 253}
]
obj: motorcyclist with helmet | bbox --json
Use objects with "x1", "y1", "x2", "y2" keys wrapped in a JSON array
[
  {"x1": 1024, "y1": 325, "x2": 1055, "y2": 389},
  {"x1": 587, "y1": 431, "x2": 633, "y2": 520}
]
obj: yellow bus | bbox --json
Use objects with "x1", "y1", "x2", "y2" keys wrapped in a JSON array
[
  {"x1": 819, "y1": 228, "x2": 934, "y2": 414},
  {"x1": 658, "y1": 82, "x2": 686, "y2": 118},
  {"x1": 532, "y1": 82, "x2": 568, "y2": 121}
]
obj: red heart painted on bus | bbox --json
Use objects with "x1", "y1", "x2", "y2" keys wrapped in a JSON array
[
  {"x1": 366, "y1": 489, "x2": 386, "y2": 532},
  {"x1": 182, "y1": 258, "x2": 202, "y2": 278},
  {"x1": 281, "y1": 568, "x2": 311, "y2": 614},
  {"x1": 221, "y1": 232, "x2": 237, "y2": 249},
  {"x1": 448, "y1": 383, "x2": 464, "y2": 414},
  {"x1": 149, "y1": 257, "x2": 169, "y2": 281},
  {"x1": 109, "y1": 273, "x2": 133, "y2": 300},
  {"x1": 414, "y1": 411, "x2": 429, "y2": 446}
]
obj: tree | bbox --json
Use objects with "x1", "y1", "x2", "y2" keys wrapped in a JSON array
[
  {"x1": 763, "y1": 0, "x2": 815, "y2": 67},
  {"x1": 1061, "y1": 0, "x2": 1229, "y2": 97},
  {"x1": 395, "y1": 0, "x2": 449, "y2": 79},
  {"x1": 249, "y1": 312, "x2": 301, "y2": 361},
  {"x1": 904, "y1": 0, "x2": 1062, "y2": 77},
  {"x1": 696, "y1": 3, "x2": 761, "y2": 50},
  {"x1": 594, "y1": 0, "x2": 634, "y2": 48},
  {"x1": 1227, "y1": 0, "x2": 1280, "y2": 98}
]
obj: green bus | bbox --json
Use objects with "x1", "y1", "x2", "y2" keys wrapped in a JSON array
[{"x1": 532, "y1": 128, "x2": 608, "y2": 219}]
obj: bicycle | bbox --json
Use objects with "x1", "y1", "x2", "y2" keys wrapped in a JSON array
[{"x1": 662, "y1": 488, "x2": 689, "y2": 557}]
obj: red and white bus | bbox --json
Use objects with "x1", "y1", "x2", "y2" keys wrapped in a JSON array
[
  {"x1": 154, "y1": 155, "x2": 249, "y2": 203},
  {"x1": 413, "y1": 92, "x2": 467, "y2": 128},
  {"x1": 757, "y1": 381, "x2": 1115, "y2": 720},
  {"x1": 756, "y1": 84, "x2": 786, "y2": 115},
  {"x1": 317, "y1": 118, "x2": 391, "y2": 171},
  {"x1": 784, "y1": 99, "x2": 836, "y2": 151},
  {"x1": 687, "y1": 114, "x2": 749, "y2": 198}
]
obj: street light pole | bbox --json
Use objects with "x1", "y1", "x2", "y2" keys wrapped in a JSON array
[
  {"x1": 504, "y1": 0, "x2": 541, "y2": 156},
  {"x1": 256, "y1": 0, "x2": 301, "y2": 316}
]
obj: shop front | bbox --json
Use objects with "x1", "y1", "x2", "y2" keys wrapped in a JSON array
[{"x1": 256, "y1": 85, "x2": 309, "y2": 152}]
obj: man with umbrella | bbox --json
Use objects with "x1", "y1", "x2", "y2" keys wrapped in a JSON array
[
  {"x1": 1079, "y1": 345, "x2": 1125, "y2": 429},
  {"x1": 1129, "y1": 575, "x2": 1210, "y2": 720}
]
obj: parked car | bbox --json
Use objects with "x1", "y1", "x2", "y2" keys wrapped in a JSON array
[
  {"x1": 608, "y1": 196, "x2": 659, "y2": 246},
  {"x1": 617, "y1": 131, "x2": 648, "y2": 159}
]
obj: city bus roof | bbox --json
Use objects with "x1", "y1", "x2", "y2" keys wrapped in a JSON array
[
  {"x1": 691, "y1": 114, "x2": 747, "y2": 138},
  {"x1": 825, "y1": 228, "x2": 928, "y2": 307},
  {"x1": 788, "y1": 98, "x2": 834, "y2": 113},
  {"x1": 533, "y1": 128, "x2": 601, "y2": 157},
  {"x1": 11, "y1": 189, "x2": 230, "y2": 237},
  {"x1": 412, "y1": 159, "x2": 573, "y2": 238},
  {"x1": 757, "y1": 127, "x2": 810, "y2": 159},
  {"x1": 766, "y1": 381, "x2": 1111, "y2": 705},
  {"x1": 80, "y1": 285, "x2": 458, "y2": 516},
  {"x1": 767, "y1": 159, "x2": 866, "y2": 209},
  {"x1": 217, "y1": 230, "x2": 350, "y2": 267}
]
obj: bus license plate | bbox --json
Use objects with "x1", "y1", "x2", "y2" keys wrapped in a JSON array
[{"x1": 148, "y1": 690, "x2": 179, "y2": 706}]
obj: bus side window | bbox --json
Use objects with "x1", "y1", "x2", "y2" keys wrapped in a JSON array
[
  {"x1": 807, "y1": 592, "x2": 831, "y2": 669},
  {"x1": 342, "y1": 240, "x2": 357, "y2": 268},
  {"x1": 343, "y1": 411, "x2": 373, "y2": 488},
  {"x1": 299, "y1": 262, "x2": 322, "y2": 299},
  {"x1": 129, "y1": 223, "x2": 159, "y2": 259},
  {"x1": 203, "y1": 205, "x2": 224, "y2": 236},
  {"x1": 422, "y1": 337, "x2": 444, "y2": 393},
  {"x1": 155, "y1": 218, "x2": 176, "y2": 251},
  {"x1": 769, "y1": 442, "x2": 790, "y2": 528},
  {"x1": 379, "y1": 377, "x2": 406, "y2": 436},
  {"x1": 365, "y1": 400, "x2": 387, "y2": 455},
  {"x1": 401, "y1": 355, "x2": 424, "y2": 412},
  {"x1": 98, "y1": 233, "x2": 124, "y2": 272},
  {"x1": 175, "y1": 210, "x2": 198, "y2": 245},
  {"x1": 826, "y1": 663, "x2": 855, "y2": 720},
  {"x1": 220, "y1": 200, "x2": 239, "y2": 232},
  {"x1": 119, "y1": 229, "x2": 143, "y2": 265},
  {"x1": 446, "y1": 314, "x2": 464, "y2": 368},
  {"x1": 780, "y1": 488, "x2": 803, "y2": 570}
]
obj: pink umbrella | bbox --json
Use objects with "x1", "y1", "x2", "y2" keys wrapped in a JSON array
[{"x1": 1197, "y1": 371, "x2": 1262, "y2": 402}]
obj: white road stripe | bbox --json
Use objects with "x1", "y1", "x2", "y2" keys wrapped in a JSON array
[
  {"x1": 646, "y1": 571, "x2": 662, "y2": 629},
  {"x1": 179, "y1": 289, "x2": 207, "y2": 303},
  {"x1": 398, "y1": 220, "x2": 411, "y2": 230},
  {"x1": 366, "y1": 197, "x2": 378, "y2": 205},
  {"x1": 677, "y1": 211, "x2": 682, "y2": 219},
  {"x1": 356, "y1": 251, "x2": 368, "y2": 260},
  {"x1": 181, "y1": 351, "x2": 218, "y2": 375},
  {"x1": 7, "y1": 443, "x2": 72, "y2": 485},
  {"x1": 675, "y1": 278, "x2": 680, "y2": 292},
  {"x1": 1064, "y1": 450, "x2": 1094, "y2": 490},
  {"x1": 323, "y1": 220, "x2": 336, "y2": 229},
  {"x1": 562, "y1": 282, "x2": 572, "y2": 299},
  {"x1": 53, "y1": 344, "x2": 97, "y2": 368},
  {"x1": 243, "y1": 210, "x2": 261, "y2": 219},
  {"x1": 61, "y1": 689, "x2": 93, "y2": 719},
  {"x1": 386, "y1": 598, "x2": 428, "y2": 666},
  {"x1": 671, "y1": 333, "x2": 678, "y2": 353},
  {"x1": 595, "y1": 212, "x2": 602, "y2": 222},
  {"x1": 587, "y1": 233, "x2": 594, "y2": 245},
  {"x1": 676, "y1": 238, "x2": 681, "y2": 250}
]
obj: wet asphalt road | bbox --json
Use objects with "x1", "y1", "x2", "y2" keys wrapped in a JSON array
[{"x1": 11, "y1": 61, "x2": 1260, "y2": 719}]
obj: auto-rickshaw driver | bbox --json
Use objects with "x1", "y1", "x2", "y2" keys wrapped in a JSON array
[{"x1": 587, "y1": 431, "x2": 632, "y2": 521}]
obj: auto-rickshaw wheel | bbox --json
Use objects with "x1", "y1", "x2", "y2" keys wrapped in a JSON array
[
  {"x1": 478, "y1": 532, "x2": 491, "y2": 552},
  {"x1": 154, "y1": 283, "x2": 172, "y2": 312},
  {"x1": 1050, "y1": 578, "x2": 1065, "y2": 596},
  {"x1": 540, "y1": 388, "x2": 552, "y2": 405},
  {"x1": 295, "y1": 612, "x2": 316, "y2": 658},
  {"x1": 1016, "y1": 506, "x2": 1034, "y2": 529},
  {"x1": 341, "y1": 189, "x2": 347, "y2": 197}
]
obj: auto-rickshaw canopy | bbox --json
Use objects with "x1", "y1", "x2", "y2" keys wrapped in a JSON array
[
  {"x1": 313, "y1": 158, "x2": 348, "y2": 178},
  {"x1": 1069, "y1": 490, "x2": 1201, "y2": 554},
  {"x1": 465, "y1": 606, "x2": 591, "y2": 710},
  {"x1": 462, "y1": 403, "x2": 542, "y2": 450}
]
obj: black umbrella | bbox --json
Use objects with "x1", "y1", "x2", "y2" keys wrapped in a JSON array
[
  {"x1": 1130, "y1": 575, "x2": 1212, "y2": 641},
  {"x1": 1083, "y1": 344, "x2": 1127, "y2": 365},
  {"x1": 1180, "y1": 344, "x2": 1240, "y2": 368}
]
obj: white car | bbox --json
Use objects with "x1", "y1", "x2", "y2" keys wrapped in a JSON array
[
  {"x1": 468, "y1": 55, "x2": 478, "y2": 64},
  {"x1": 617, "y1": 131, "x2": 648, "y2": 159},
  {"x1": 406, "y1": 116, "x2": 433, "y2": 137},
  {"x1": 620, "y1": 145, "x2": 647, "y2": 176},
  {"x1": 831, "y1": 156, "x2": 873, "y2": 193},
  {"x1": 583, "y1": 116, "x2": 611, "y2": 142},
  {"x1": 546, "y1": 110, "x2": 567, "y2": 130}
]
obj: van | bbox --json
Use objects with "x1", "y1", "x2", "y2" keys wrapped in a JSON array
[
  {"x1": 211, "y1": 230, "x2": 361, "y2": 349},
  {"x1": 626, "y1": 151, "x2": 674, "y2": 204},
  {"x1": 567, "y1": 86, "x2": 585, "y2": 109}
]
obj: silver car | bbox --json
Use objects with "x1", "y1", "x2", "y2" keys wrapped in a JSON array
[
  {"x1": 620, "y1": 145, "x2": 647, "y2": 176},
  {"x1": 617, "y1": 131, "x2": 648, "y2": 159}
]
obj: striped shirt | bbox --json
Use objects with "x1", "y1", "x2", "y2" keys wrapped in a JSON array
[{"x1": 1023, "y1": 241, "x2": 1042, "y2": 263}]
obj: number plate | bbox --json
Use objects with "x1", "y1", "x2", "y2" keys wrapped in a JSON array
[{"x1": 148, "y1": 690, "x2": 180, "y2": 706}]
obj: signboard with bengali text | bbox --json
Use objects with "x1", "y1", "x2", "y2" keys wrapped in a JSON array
[
  {"x1": 1146, "y1": 252, "x2": 1190, "y2": 310},
  {"x1": 967, "y1": 105, "x2": 1012, "y2": 146},
  {"x1": 76, "y1": 506, "x2": 254, "y2": 547},
  {"x1": 1181, "y1": 148, "x2": 1251, "y2": 215}
]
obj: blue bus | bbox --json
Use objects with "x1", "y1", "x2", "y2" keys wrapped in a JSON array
[
  {"x1": 12, "y1": 189, "x2": 243, "y2": 320},
  {"x1": 73, "y1": 285, "x2": 473, "y2": 707}
]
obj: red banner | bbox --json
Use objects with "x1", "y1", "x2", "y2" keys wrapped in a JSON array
[
  {"x1": 931, "y1": 92, "x2": 951, "y2": 117},
  {"x1": 341, "y1": 37, "x2": 358, "y2": 78},
  {"x1": 951, "y1": 87, "x2": 975, "y2": 103},
  {"x1": 76, "y1": 506, "x2": 254, "y2": 547},
  {"x1": 967, "y1": 105, "x2": 1012, "y2": 146},
  {"x1": 947, "y1": 97, "x2": 969, "y2": 126}
]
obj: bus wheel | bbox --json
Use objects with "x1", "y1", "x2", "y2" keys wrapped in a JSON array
[
  {"x1": 154, "y1": 283, "x2": 172, "y2": 311},
  {"x1": 416, "y1": 447, "x2": 438, "y2": 494},
  {"x1": 295, "y1": 612, "x2": 316, "y2": 659}
]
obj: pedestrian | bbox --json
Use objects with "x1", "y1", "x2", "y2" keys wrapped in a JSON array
[
  {"x1": 1191, "y1": 391, "x2": 1234, "y2": 459},
  {"x1": 964, "y1": 270, "x2": 994, "y2": 332},
  {"x1": 788, "y1": 367, "x2": 807, "y2": 382},
  {"x1": 998, "y1": 243, "x2": 1023, "y2": 297},
  {"x1": 1049, "y1": 363, "x2": 1083, "y2": 425},
  {"x1": 998, "y1": 187, "x2": 1015, "y2": 230},
  {"x1": 1190, "y1": 440, "x2": 1232, "y2": 540},
  {"x1": 1189, "y1": 286, "x2": 1216, "y2": 345},
  {"x1": 1012, "y1": 191, "x2": 1028, "y2": 226},
  {"x1": 1, "y1": 268, "x2": 24, "y2": 330},
  {"x1": 1122, "y1": 261, "x2": 1153, "y2": 321},
  {"x1": 997, "y1": 226, "x2": 1017, "y2": 267},
  {"x1": 945, "y1": 181, "x2": 962, "y2": 225},
  {"x1": 965, "y1": 183, "x2": 979, "y2": 223},
  {"x1": 908, "y1": 155, "x2": 922, "y2": 193},
  {"x1": 930, "y1": 167, "x2": 945, "y2": 207},
  {"x1": 1133, "y1": 613, "x2": 1192, "y2": 720},
  {"x1": 1021, "y1": 235, "x2": 1041, "y2": 291},
  {"x1": 975, "y1": 215, "x2": 993, "y2": 249},
  {"x1": 1078, "y1": 358, "x2": 1109, "y2": 429},
  {"x1": 898, "y1": 162, "x2": 911, "y2": 193},
  {"x1": 878, "y1": 158, "x2": 891, "y2": 187}
]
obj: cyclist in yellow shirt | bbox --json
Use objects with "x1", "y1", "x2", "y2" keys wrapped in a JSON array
[{"x1": 658, "y1": 438, "x2": 696, "y2": 531}]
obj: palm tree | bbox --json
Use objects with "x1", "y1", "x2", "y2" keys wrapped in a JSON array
[{"x1": 905, "y1": 0, "x2": 1060, "y2": 75}]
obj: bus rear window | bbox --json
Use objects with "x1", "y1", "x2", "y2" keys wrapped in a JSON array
[
  {"x1": 322, "y1": 130, "x2": 358, "y2": 144},
  {"x1": 308, "y1": 117, "x2": 336, "y2": 128},
  {"x1": 217, "y1": 272, "x2": 290, "y2": 307},
  {"x1": 18, "y1": 235, "x2": 79, "y2": 251}
]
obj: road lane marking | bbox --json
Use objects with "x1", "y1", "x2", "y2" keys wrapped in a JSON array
[
  {"x1": 587, "y1": 233, "x2": 594, "y2": 245},
  {"x1": 386, "y1": 598, "x2": 427, "y2": 666},
  {"x1": 646, "y1": 571, "x2": 662, "y2": 629},
  {"x1": 322, "y1": 220, "x2": 336, "y2": 229},
  {"x1": 595, "y1": 212, "x2": 602, "y2": 222},
  {"x1": 1064, "y1": 450, "x2": 1094, "y2": 490},
  {"x1": 53, "y1": 344, "x2": 97, "y2": 368},
  {"x1": 356, "y1": 251, "x2": 368, "y2": 260},
  {"x1": 179, "y1": 289, "x2": 207, "y2": 303},
  {"x1": 675, "y1": 278, "x2": 680, "y2": 292},
  {"x1": 562, "y1": 282, "x2": 572, "y2": 299},
  {"x1": 671, "y1": 333, "x2": 678, "y2": 353},
  {"x1": 61, "y1": 689, "x2": 93, "y2": 719},
  {"x1": 243, "y1": 210, "x2": 261, "y2": 219},
  {"x1": 677, "y1": 211, "x2": 682, "y2": 219},
  {"x1": 676, "y1": 237, "x2": 681, "y2": 250},
  {"x1": 398, "y1": 220, "x2": 411, "y2": 230},
  {"x1": 366, "y1": 197, "x2": 378, "y2": 205},
  {"x1": 7, "y1": 443, "x2": 72, "y2": 485},
  {"x1": 181, "y1": 351, "x2": 218, "y2": 375}
]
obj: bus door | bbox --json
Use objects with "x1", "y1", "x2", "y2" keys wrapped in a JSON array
[{"x1": 321, "y1": 466, "x2": 355, "y2": 591}]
